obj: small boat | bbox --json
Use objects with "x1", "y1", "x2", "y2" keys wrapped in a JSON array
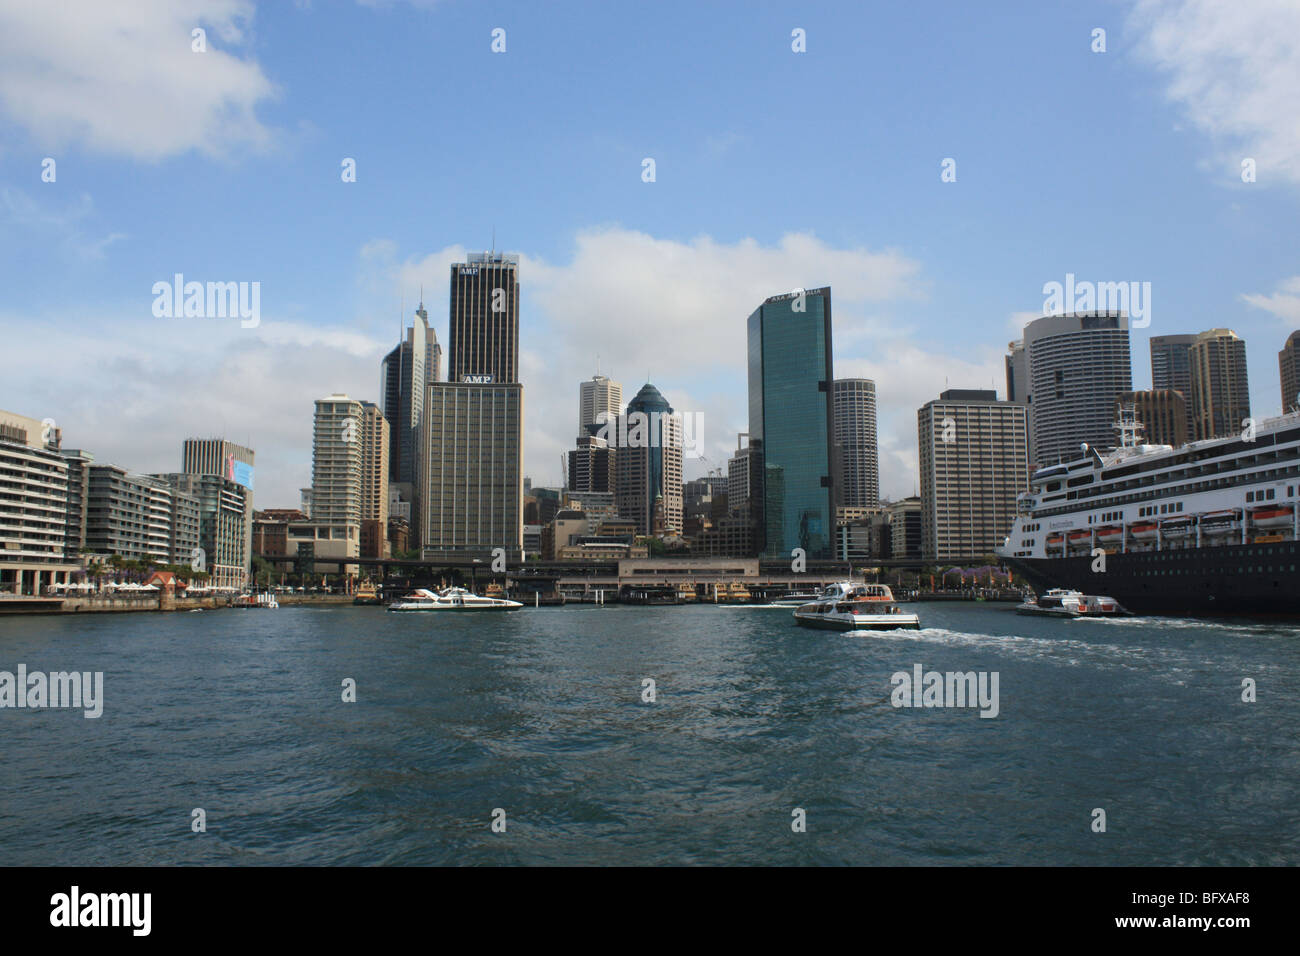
[
  {"x1": 387, "y1": 586, "x2": 523, "y2": 611},
  {"x1": 353, "y1": 582, "x2": 382, "y2": 605},
  {"x1": 1016, "y1": 588, "x2": 1127, "y2": 617},
  {"x1": 1250, "y1": 506, "x2": 1294, "y2": 529},
  {"x1": 792, "y1": 582, "x2": 921, "y2": 631}
]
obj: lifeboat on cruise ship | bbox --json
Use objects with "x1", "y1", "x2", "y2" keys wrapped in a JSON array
[
  {"x1": 1128, "y1": 522, "x2": 1159, "y2": 542},
  {"x1": 1045, "y1": 532, "x2": 1065, "y2": 554},
  {"x1": 1161, "y1": 517, "x2": 1194, "y2": 540},
  {"x1": 1199, "y1": 510, "x2": 1240, "y2": 541},
  {"x1": 1250, "y1": 505, "x2": 1295, "y2": 529},
  {"x1": 1067, "y1": 530, "x2": 1092, "y2": 551},
  {"x1": 1095, "y1": 526, "x2": 1123, "y2": 544}
]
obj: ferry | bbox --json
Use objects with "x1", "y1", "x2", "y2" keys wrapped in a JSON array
[
  {"x1": 1015, "y1": 589, "x2": 1127, "y2": 617},
  {"x1": 792, "y1": 582, "x2": 921, "y2": 631},
  {"x1": 386, "y1": 586, "x2": 523, "y2": 612},
  {"x1": 998, "y1": 407, "x2": 1300, "y2": 615},
  {"x1": 353, "y1": 582, "x2": 382, "y2": 605}
]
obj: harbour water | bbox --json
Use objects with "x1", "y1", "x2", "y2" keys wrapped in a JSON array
[{"x1": 2, "y1": 604, "x2": 1298, "y2": 866}]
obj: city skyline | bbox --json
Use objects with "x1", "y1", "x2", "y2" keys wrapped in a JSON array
[{"x1": 1, "y1": 1, "x2": 1298, "y2": 510}]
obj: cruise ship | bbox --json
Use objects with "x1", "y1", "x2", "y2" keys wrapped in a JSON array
[{"x1": 997, "y1": 409, "x2": 1300, "y2": 615}]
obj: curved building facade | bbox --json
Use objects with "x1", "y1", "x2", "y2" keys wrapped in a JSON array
[{"x1": 832, "y1": 378, "x2": 879, "y2": 510}]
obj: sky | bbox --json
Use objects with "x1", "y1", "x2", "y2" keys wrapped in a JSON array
[{"x1": 1, "y1": 0, "x2": 1298, "y2": 508}]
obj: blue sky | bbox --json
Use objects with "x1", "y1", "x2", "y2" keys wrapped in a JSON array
[{"x1": 1, "y1": 0, "x2": 1298, "y2": 506}]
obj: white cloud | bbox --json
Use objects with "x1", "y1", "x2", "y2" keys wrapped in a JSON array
[
  {"x1": 0, "y1": 309, "x2": 386, "y2": 508},
  {"x1": 0, "y1": 0, "x2": 277, "y2": 160},
  {"x1": 1241, "y1": 276, "x2": 1300, "y2": 326},
  {"x1": 1128, "y1": 0, "x2": 1300, "y2": 185}
]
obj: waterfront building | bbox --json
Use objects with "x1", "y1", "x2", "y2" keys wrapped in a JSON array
[
  {"x1": 1189, "y1": 329, "x2": 1250, "y2": 441},
  {"x1": 0, "y1": 409, "x2": 78, "y2": 594},
  {"x1": 613, "y1": 382, "x2": 684, "y2": 536},
  {"x1": 152, "y1": 472, "x2": 247, "y2": 587},
  {"x1": 86, "y1": 466, "x2": 197, "y2": 564},
  {"x1": 182, "y1": 437, "x2": 255, "y2": 581},
  {"x1": 747, "y1": 288, "x2": 835, "y2": 558},
  {"x1": 448, "y1": 251, "x2": 520, "y2": 385},
  {"x1": 1280, "y1": 330, "x2": 1300, "y2": 413},
  {"x1": 359, "y1": 402, "x2": 390, "y2": 558},
  {"x1": 1150, "y1": 333, "x2": 1197, "y2": 439},
  {"x1": 59, "y1": 447, "x2": 94, "y2": 554},
  {"x1": 832, "y1": 379, "x2": 879, "y2": 510},
  {"x1": 1118, "y1": 389, "x2": 1188, "y2": 448},
  {"x1": 310, "y1": 394, "x2": 364, "y2": 570},
  {"x1": 1023, "y1": 312, "x2": 1132, "y2": 467},
  {"x1": 886, "y1": 496, "x2": 923, "y2": 560},
  {"x1": 421, "y1": 382, "x2": 524, "y2": 557},
  {"x1": 917, "y1": 390, "x2": 1030, "y2": 561},
  {"x1": 542, "y1": 509, "x2": 589, "y2": 560}
]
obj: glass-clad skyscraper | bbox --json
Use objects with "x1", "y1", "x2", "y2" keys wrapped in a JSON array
[{"x1": 747, "y1": 288, "x2": 835, "y2": 558}]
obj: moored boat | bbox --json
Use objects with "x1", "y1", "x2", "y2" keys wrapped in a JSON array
[{"x1": 1015, "y1": 588, "x2": 1127, "y2": 617}]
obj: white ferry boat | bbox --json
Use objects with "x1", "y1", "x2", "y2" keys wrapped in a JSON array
[
  {"x1": 387, "y1": 586, "x2": 523, "y2": 612},
  {"x1": 998, "y1": 407, "x2": 1300, "y2": 615},
  {"x1": 792, "y1": 582, "x2": 921, "y2": 631},
  {"x1": 1015, "y1": 589, "x2": 1126, "y2": 617}
]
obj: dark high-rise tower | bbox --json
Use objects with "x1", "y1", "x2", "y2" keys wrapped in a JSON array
[
  {"x1": 1150, "y1": 333, "x2": 1195, "y2": 439},
  {"x1": 380, "y1": 303, "x2": 438, "y2": 486},
  {"x1": 747, "y1": 288, "x2": 835, "y2": 558},
  {"x1": 1280, "y1": 331, "x2": 1300, "y2": 413},
  {"x1": 449, "y1": 252, "x2": 520, "y2": 383}
]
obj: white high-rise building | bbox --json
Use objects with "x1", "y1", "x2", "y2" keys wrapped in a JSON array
[
  {"x1": 1023, "y1": 312, "x2": 1132, "y2": 467},
  {"x1": 832, "y1": 379, "x2": 879, "y2": 509},
  {"x1": 579, "y1": 375, "x2": 622, "y2": 438}
]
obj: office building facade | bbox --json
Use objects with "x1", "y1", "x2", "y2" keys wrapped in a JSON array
[
  {"x1": 422, "y1": 382, "x2": 524, "y2": 555},
  {"x1": 1118, "y1": 389, "x2": 1188, "y2": 448},
  {"x1": 747, "y1": 288, "x2": 835, "y2": 558},
  {"x1": 917, "y1": 390, "x2": 1030, "y2": 562}
]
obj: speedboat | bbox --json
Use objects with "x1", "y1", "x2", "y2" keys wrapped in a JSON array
[
  {"x1": 387, "y1": 586, "x2": 523, "y2": 611},
  {"x1": 792, "y1": 582, "x2": 920, "y2": 631},
  {"x1": 1016, "y1": 588, "x2": 1127, "y2": 617}
]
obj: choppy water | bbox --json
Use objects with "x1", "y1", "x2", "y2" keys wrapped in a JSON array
[{"x1": 1, "y1": 603, "x2": 1298, "y2": 865}]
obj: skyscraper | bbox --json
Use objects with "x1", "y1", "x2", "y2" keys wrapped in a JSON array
[
  {"x1": 1189, "y1": 329, "x2": 1250, "y2": 440},
  {"x1": 613, "y1": 383, "x2": 683, "y2": 535},
  {"x1": 579, "y1": 375, "x2": 622, "y2": 437},
  {"x1": 1023, "y1": 312, "x2": 1132, "y2": 466},
  {"x1": 917, "y1": 390, "x2": 1029, "y2": 561},
  {"x1": 422, "y1": 250, "x2": 525, "y2": 556},
  {"x1": 449, "y1": 252, "x2": 520, "y2": 384},
  {"x1": 832, "y1": 379, "x2": 879, "y2": 510},
  {"x1": 310, "y1": 394, "x2": 363, "y2": 564},
  {"x1": 380, "y1": 305, "x2": 436, "y2": 483},
  {"x1": 1150, "y1": 333, "x2": 1196, "y2": 438},
  {"x1": 747, "y1": 288, "x2": 835, "y2": 558},
  {"x1": 358, "y1": 402, "x2": 390, "y2": 559},
  {"x1": 1279, "y1": 330, "x2": 1300, "y2": 413}
]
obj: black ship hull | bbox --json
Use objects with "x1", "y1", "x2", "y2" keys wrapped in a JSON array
[{"x1": 1005, "y1": 540, "x2": 1300, "y2": 616}]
